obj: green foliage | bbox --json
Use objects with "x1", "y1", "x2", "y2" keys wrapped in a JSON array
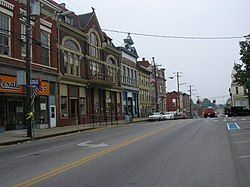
[{"x1": 234, "y1": 40, "x2": 250, "y2": 89}]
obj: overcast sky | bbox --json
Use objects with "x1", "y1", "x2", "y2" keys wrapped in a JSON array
[{"x1": 57, "y1": 0, "x2": 250, "y2": 104}]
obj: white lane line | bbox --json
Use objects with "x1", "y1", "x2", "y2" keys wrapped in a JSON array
[
  {"x1": 231, "y1": 132, "x2": 250, "y2": 136},
  {"x1": 234, "y1": 139, "x2": 250, "y2": 144},
  {"x1": 2, "y1": 140, "x2": 84, "y2": 162},
  {"x1": 238, "y1": 155, "x2": 250, "y2": 159},
  {"x1": 237, "y1": 121, "x2": 250, "y2": 124}
]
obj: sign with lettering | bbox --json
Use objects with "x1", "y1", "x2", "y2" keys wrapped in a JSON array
[
  {"x1": 0, "y1": 76, "x2": 24, "y2": 94},
  {"x1": 37, "y1": 81, "x2": 50, "y2": 96}
]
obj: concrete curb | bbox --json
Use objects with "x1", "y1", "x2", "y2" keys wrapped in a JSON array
[{"x1": 0, "y1": 119, "x2": 147, "y2": 147}]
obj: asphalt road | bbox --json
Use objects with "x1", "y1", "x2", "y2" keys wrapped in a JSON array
[{"x1": 0, "y1": 117, "x2": 249, "y2": 187}]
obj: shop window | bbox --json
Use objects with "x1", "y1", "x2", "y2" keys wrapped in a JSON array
[
  {"x1": 61, "y1": 96, "x2": 68, "y2": 117},
  {"x1": 79, "y1": 98, "x2": 86, "y2": 116}
]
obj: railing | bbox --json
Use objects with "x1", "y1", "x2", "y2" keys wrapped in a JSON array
[
  {"x1": 89, "y1": 73, "x2": 115, "y2": 84},
  {"x1": 90, "y1": 114, "x2": 119, "y2": 126}
]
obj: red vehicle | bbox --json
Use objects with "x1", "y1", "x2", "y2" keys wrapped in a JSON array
[{"x1": 203, "y1": 107, "x2": 217, "y2": 118}]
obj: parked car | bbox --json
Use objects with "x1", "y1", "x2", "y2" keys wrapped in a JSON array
[
  {"x1": 224, "y1": 106, "x2": 250, "y2": 117},
  {"x1": 148, "y1": 112, "x2": 163, "y2": 121},
  {"x1": 203, "y1": 107, "x2": 217, "y2": 118},
  {"x1": 162, "y1": 112, "x2": 175, "y2": 120},
  {"x1": 174, "y1": 112, "x2": 187, "y2": 119}
]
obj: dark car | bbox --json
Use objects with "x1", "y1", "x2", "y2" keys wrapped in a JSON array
[
  {"x1": 224, "y1": 106, "x2": 250, "y2": 117},
  {"x1": 203, "y1": 107, "x2": 216, "y2": 118}
]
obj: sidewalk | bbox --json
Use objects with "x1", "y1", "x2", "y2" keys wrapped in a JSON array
[{"x1": 0, "y1": 118, "x2": 148, "y2": 146}]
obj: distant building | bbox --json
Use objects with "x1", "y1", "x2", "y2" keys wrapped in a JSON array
[
  {"x1": 231, "y1": 68, "x2": 249, "y2": 108},
  {"x1": 166, "y1": 91, "x2": 190, "y2": 116},
  {"x1": 117, "y1": 34, "x2": 139, "y2": 118},
  {"x1": 137, "y1": 58, "x2": 152, "y2": 117}
]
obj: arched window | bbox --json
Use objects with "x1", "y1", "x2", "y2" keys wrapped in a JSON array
[
  {"x1": 64, "y1": 39, "x2": 79, "y2": 51},
  {"x1": 107, "y1": 58, "x2": 116, "y2": 65},
  {"x1": 62, "y1": 37, "x2": 82, "y2": 76},
  {"x1": 89, "y1": 31, "x2": 100, "y2": 59},
  {"x1": 106, "y1": 57, "x2": 118, "y2": 84}
]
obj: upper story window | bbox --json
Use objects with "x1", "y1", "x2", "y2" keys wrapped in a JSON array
[
  {"x1": 64, "y1": 39, "x2": 79, "y2": 50},
  {"x1": 89, "y1": 31, "x2": 100, "y2": 59},
  {"x1": 0, "y1": 12, "x2": 10, "y2": 56},
  {"x1": 107, "y1": 57, "x2": 116, "y2": 65},
  {"x1": 90, "y1": 61, "x2": 101, "y2": 76},
  {"x1": 20, "y1": 22, "x2": 26, "y2": 59},
  {"x1": 65, "y1": 16, "x2": 73, "y2": 25},
  {"x1": 106, "y1": 57, "x2": 117, "y2": 83},
  {"x1": 62, "y1": 38, "x2": 82, "y2": 76},
  {"x1": 40, "y1": 30, "x2": 50, "y2": 66}
]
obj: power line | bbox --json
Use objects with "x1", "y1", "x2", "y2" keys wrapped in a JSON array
[{"x1": 103, "y1": 29, "x2": 245, "y2": 40}]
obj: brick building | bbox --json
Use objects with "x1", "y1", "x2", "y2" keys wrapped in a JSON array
[{"x1": 0, "y1": 0, "x2": 60, "y2": 130}]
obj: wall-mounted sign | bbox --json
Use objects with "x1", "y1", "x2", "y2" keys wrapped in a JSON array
[
  {"x1": 0, "y1": 75, "x2": 50, "y2": 96},
  {"x1": 38, "y1": 81, "x2": 50, "y2": 96},
  {"x1": 0, "y1": 75, "x2": 24, "y2": 94}
]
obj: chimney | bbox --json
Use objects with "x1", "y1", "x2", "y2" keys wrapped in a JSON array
[{"x1": 142, "y1": 57, "x2": 145, "y2": 61}]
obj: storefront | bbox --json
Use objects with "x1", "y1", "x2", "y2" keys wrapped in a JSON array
[
  {"x1": 60, "y1": 84, "x2": 87, "y2": 126},
  {"x1": 0, "y1": 75, "x2": 25, "y2": 130},
  {"x1": 123, "y1": 90, "x2": 139, "y2": 118},
  {"x1": 0, "y1": 75, "x2": 53, "y2": 130}
]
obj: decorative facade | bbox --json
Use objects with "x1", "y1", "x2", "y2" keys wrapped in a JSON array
[
  {"x1": 0, "y1": 0, "x2": 59, "y2": 130},
  {"x1": 118, "y1": 34, "x2": 139, "y2": 118},
  {"x1": 231, "y1": 68, "x2": 249, "y2": 108},
  {"x1": 137, "y1": 58, "x2": 152, "y2": 117}
]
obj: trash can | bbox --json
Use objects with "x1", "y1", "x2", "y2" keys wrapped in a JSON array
[{"x1": 125, "y1": 115, "x2": 130, "y2": 123}]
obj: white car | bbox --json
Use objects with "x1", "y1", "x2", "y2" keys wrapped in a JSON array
[
  {"x1": 148, "y1": 112, "x2": 163, "y2": 121},
  {"x1": 162, "y1": 112, "x2": 175, "y2": 120}
]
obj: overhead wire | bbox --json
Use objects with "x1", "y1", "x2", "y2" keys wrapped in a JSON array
[{"x1": 103, "y1": 29, "x2": 245, "y2": 40}]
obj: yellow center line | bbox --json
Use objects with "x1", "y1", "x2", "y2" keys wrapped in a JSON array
[{"x1": 15, "y1": 124, "x2": 176, "y2": 187}]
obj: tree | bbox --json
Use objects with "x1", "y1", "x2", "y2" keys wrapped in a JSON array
[{"x1": 233, "y1": 38, "x2": 250, "y2": 106}]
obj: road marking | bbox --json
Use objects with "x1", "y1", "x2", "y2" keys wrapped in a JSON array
[
  {"x1": 237, "y1": 121, "x2": 250, "y2": 124},
  {"x1": 227, "y1": 123, "x2": 240, "y2": 130},
  {"x1": 14, "y1": 124, "x2": 177, "y2": 187},
  {"x1": 77, "y1": 141, "x2": 108, "y2": 148},
  {"x1": 231, "y1": 132, "x2": 250, "y2": 136},
  {"x1": 238, "y1": 155, "x2": 250, "y2": 159},
  {"x1": 234, "y1": 139, "x2": 250, "y2": 144}
]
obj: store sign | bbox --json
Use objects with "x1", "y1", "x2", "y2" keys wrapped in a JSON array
[
  {"x1": 0, "y1": 75, "x2": 50, "y2": 96},
  {"x1": 38, "y1": 81, "x2": 50, "y2": 96},
  {"x1": 0, "y1": 76, "x2": 24, "y2": 94}
]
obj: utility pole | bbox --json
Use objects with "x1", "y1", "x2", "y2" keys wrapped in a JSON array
[
  {"x1": 188, "y1": 85, "x2": 193, "y2": 119},
  {"x1": 153, "y1": 57, "x2": 159, "y2": 112},
  {"x1": 174, "y1": 72, "x2": 182, "y2": 112},
  {"x1": 25, "y1": 0, "x2": 32, "y2": 138}
]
